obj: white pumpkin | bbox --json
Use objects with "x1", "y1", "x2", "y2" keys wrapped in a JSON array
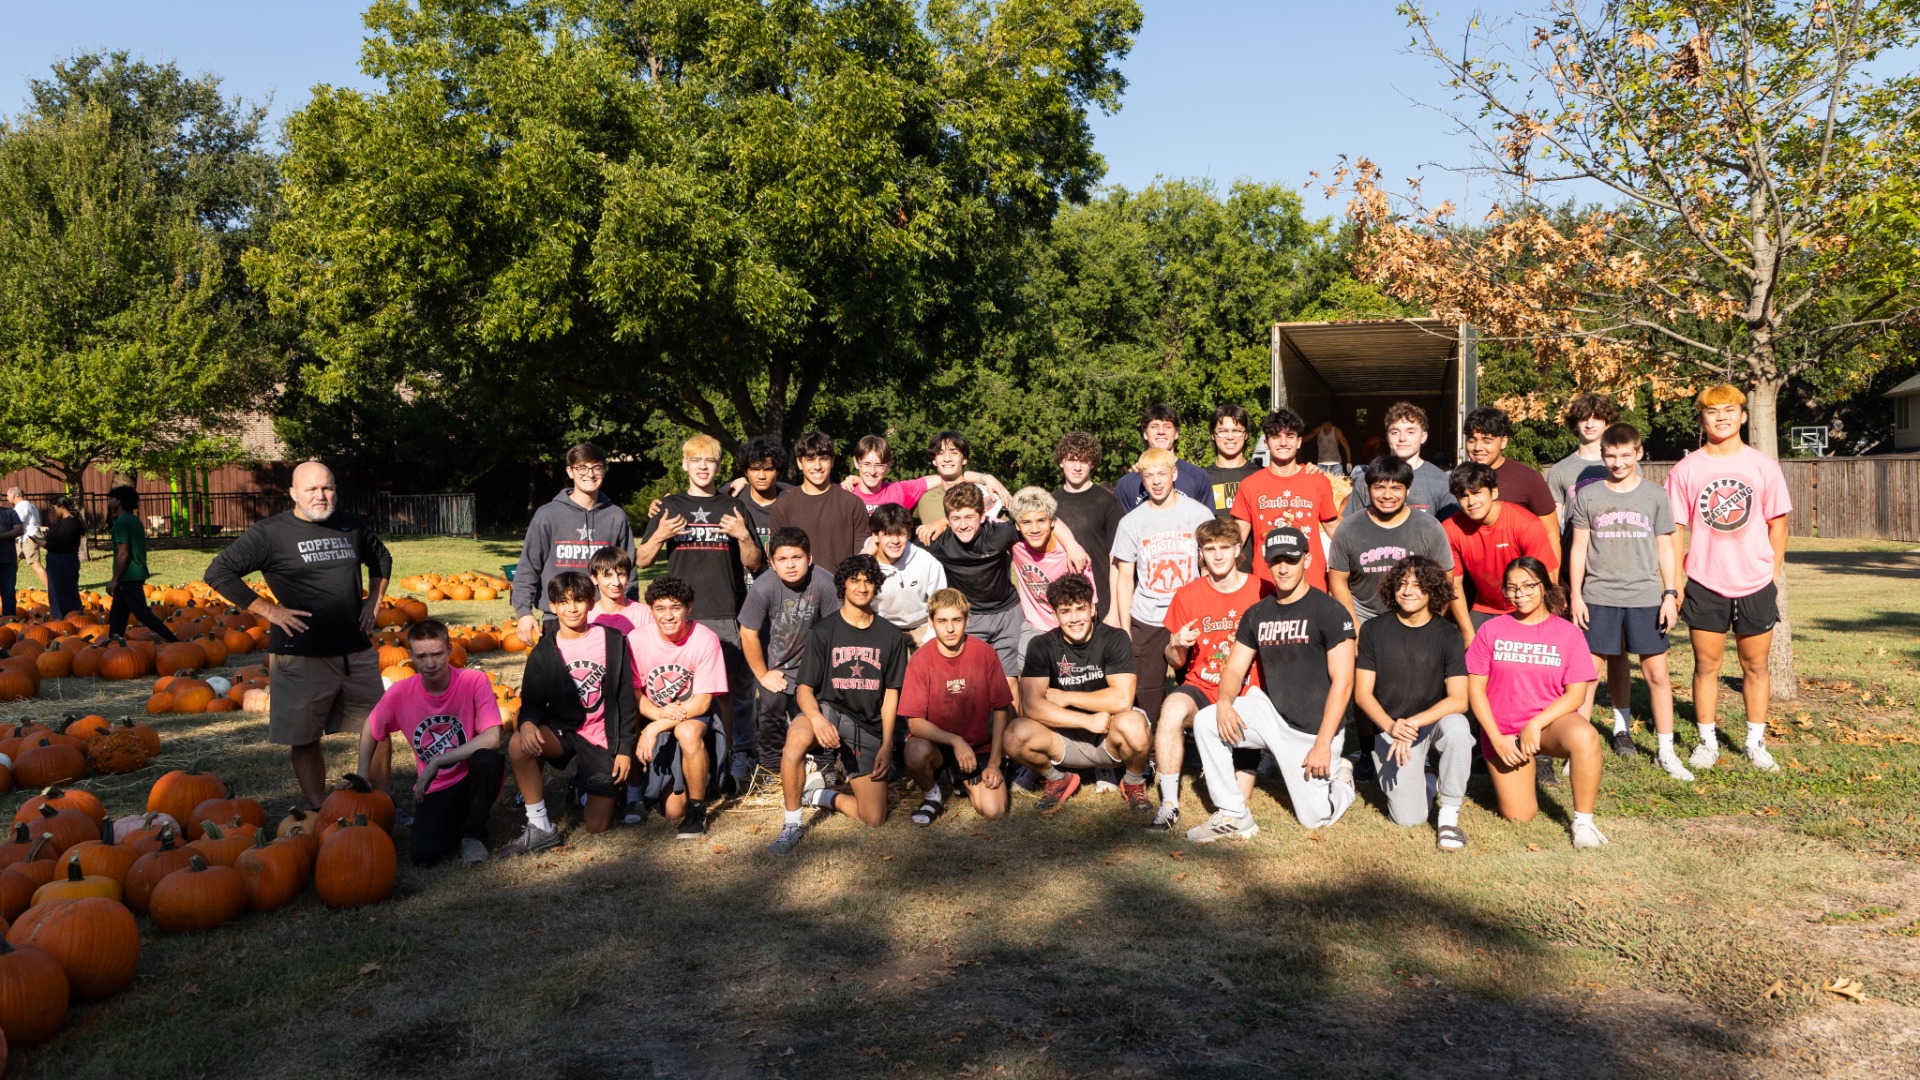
[{"x1": 206, "y1": 676, "x2": 233, "y2": 698}]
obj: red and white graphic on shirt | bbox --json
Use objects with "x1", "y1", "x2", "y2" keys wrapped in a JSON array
[
  {"x1": 1696, "y1": 478, "x2": 1756, "y2": 533},
  {"x1": 409, "y1": 714, "x2": 467, "y2": 764},
  {"x1": 567, "y1": 659, "x2": 606, "y2": 710},
  {"x1": 1136, "y1": 529, "x2": 1199, "y2": 595},
  {"x1": 644, "y1": 663, "x2": 696, "y2": 706},
  {"x1": 1016, "y1": 560, "x2": 1053, "y2": 607}
]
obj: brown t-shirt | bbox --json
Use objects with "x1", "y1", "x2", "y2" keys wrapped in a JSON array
[
  {"x1": 1494, "y1": 459, "x2": 1557, "y2": 519},
  {"x1": 770, "y1": 486, "x2": 872, "y2": 574}
]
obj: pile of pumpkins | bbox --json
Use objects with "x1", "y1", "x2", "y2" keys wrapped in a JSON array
[
  {"x1": 0, "y1": 582, "x2": 271, "y2": 703},
  {"x1": 0, "y1": 767, "x2": 399, "y2": 1054},
  {"x1": 145, "y1": 669, "x2": 271, "y2": 719},
  {"x1": 0, "y1": 716, "x2": 162, "y2": 793},
  {"x1": 395, "y1": 571, "x2": 511, "y2": 603}
]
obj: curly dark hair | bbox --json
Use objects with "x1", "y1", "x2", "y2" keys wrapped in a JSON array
[
  {"x1": 833, "y1": 554, "x2": 883, "y2": 598},
  {"x1": 1380, "y1": 555, "x2": 1454, "y2": 617},
  {"x1": 741, "y1": 435, "x2": 788, "y2": 474},
  {"x1": 1504, "y1": 556, "x2": 1568, "y2": 618},
  {"x1": 1045, "y1": 573, "x2": 1095, "y2": 611},
  {"x1": 644, "y1": 576, "x2": 696, "y2": 608},
  {"x1": 1463, "y1": 406, "x2": 1513, "y2": 439},
  {"x1": 1054, "y1": 431, "x2": 1101, "y2": 465},
  {"x1": 1261, "y1": 407, "x2": 1305, "y2": 438}
]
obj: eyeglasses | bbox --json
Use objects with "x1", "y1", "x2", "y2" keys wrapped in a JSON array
[
  {"x1": 570, "y1": 464, "x2": 606, "y2": 476},
  {"x1": 1501, "y1": 581, "x2": 1544, "y2": 596}
]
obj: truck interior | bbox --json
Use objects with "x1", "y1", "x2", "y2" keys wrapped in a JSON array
[{"x1": 1268, "y1": 319, "x2": 1479, "y2": 468}]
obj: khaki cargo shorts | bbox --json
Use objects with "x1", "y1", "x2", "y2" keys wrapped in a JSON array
[{"x1": 266, "y1": 649, "x2": 384, "y2": 746}]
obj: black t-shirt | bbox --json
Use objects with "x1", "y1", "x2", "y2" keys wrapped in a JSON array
[
  {"x1": 797, "y1": 610, "x2": 908, "y2": 727},
  {"x1": 1050, "y1": 486, "x2": 1124, "y2": 619},
  {"x1": 1021, "y1": 623, "x2": 1135, "y2": 692},
  {"x1": 734, "y1": 483, "x2": 790, "y2": 586},
  {"x1": 925, "y1": 519, "x2": 1020, "y2": 613},
  {"x1": 44, "y1": 517, "x2": 83, "y2": 556},
  {"x1": 1206, "y1": 462, "x2": 1262, "y2": 569},
  {"x1": 644, "y1": 493, "x2": 754, "y2": 621},
  {"x1": 204, "y1": 511, "x2": 394, "y2": 657},
  {"x1": 1234, "y1": 588, "x2": 1356, "y2": 733},
  {"x1": 1356, "y1": 613, "x2": 1466, "y2": 723}
]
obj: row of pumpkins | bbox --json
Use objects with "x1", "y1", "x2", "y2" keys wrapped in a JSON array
[
  {"x1": 395, "y1": 571, "x2": 512, "y2": 603},
  {"x1": 0, "y1": 768, "x2": 401, "y2": 1056},
  {"x1": 0, "y1": 716, "x2": 165, "y2": 795}
]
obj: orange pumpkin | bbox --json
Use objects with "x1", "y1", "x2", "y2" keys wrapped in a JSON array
[
  {"x1": 0, "y1": 937, "x2": 69, "y2": 1045},
  {"x1": 147, "y1": 764, "x2": 226, "y2": 839},
  {"x1": 8, "y1": 896, "x2": 139, "y2": 1001},
  {"x1": 314, "y1": 815, "x2": 397, "y2": 908},
  {"x1": 318, "y1": 774, "x2": 396, "y2": 833},
  {"x1": 148, "y1": 855, "x2": 246, "y2": 934}
]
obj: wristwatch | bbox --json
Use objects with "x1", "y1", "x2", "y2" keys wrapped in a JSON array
[{"x1": 1661, "y1": 589, "x2": 1679, "y2": 599}]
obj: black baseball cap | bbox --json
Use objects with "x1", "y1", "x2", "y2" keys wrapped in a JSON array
[{"x1": 1263, "y1": 525, "x2": 1309, "y2": 564}]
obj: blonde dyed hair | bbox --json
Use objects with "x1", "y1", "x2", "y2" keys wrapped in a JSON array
[
  {"x1": 683, "y1": 434, "x2": 722, "y2": 460},
  {"x1": 1694, "y1": 384, "x2": 1746, "y2": 411},
  {"x1": 1135, "y1": 447, "x2": 1178, "y2": 475}
]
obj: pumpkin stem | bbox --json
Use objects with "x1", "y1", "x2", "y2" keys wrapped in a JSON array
[
  {"x1": 201, "y1": 821, "x2": 224, "y2": 839},
  {"x1": 64, "y1": 857, "x2": 84, "y2": 881},
  {"x1": 8, "y1": 822, "x2": 26, "y2": 843},
  {"x1": 252, "y1": 829, "x2": 271, "y2": 849},
  {"x1": 37, "y1": 804, "x2": 59, "y2": 819},
  {"x1": 186, "y1": 854, "x2": 209, "y2": 872},
  {"x1": 27, "y1": 834, "x2": 53, "y2": 860},
  {"x1": 156, "y1": 823, "x2": 178, "y2": 849},
  {"x1": 342, "y1": 772, "x2": 372, "y2": 793}
]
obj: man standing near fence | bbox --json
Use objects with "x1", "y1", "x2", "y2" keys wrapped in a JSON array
[
  {"x1": 205, "y1": 461, "x2": 396, "y2": 812},
  {"x1": 6, "y1": 488, "x2": 44, "y2": 589}
]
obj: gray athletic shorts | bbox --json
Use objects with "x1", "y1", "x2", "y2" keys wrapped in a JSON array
[
  {"x1": 969, "y1": 604, "x2": 1026, "y2": 677},
  {"x1": 1050, "y1": 709, "x2": 1147, "y2": 768}
]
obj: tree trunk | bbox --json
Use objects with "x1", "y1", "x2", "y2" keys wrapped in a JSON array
[{"x1": 1743, "y1": 377, "x2": 1795, "y2": 701}]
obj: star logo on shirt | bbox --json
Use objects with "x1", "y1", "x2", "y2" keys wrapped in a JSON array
[
  {"x1": 576, "y1": 524, "x2": 595, "y2": 541},
  {"x1": 848, "y1": 658, "x2": 865, "y2": 678},
  {"x1": 690, "y1": 508, "x2": 712, "y2": 524}
]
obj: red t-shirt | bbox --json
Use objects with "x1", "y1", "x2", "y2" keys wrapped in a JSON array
[
  {"x1": 897, "y1": 635, "x2": 1012, "y2": 753},
  {"x1": 1162, "y1": 573, "x2": 1273, "y2": 702},
  {"x1": 1444, "y1": 503, "x2": 1559, "y2": 614},
  {"x1": 1231, "y1": 468, "x2": 1339, "y2": 590}
]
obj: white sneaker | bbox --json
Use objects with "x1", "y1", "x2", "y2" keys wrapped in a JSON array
[
  {"x1": 1093, "y1": 768, "x2": 1119, "y2": 793},
  {"x1": 1571, "y1": 820, "x2": 1610, "y2": 850},
  {"x1": 1688, "y1": 741, "x2": 1720, "y2": 770},
  {"x1": 1657, "y1": 752, "x2": 1696, "y2": 782},
  {"x1": 1185, "y1": 810, "x2": 1259, "y2": 844},
  {"x1": 802, "y1": 763, "x2": 826, "y2": 798},
  {"x1": 1745, "y1": 742, "x2": 1780, "y2": 773},
  {"x1": 1332, "y1": 756, "x2": 1356, "y2": 801}
]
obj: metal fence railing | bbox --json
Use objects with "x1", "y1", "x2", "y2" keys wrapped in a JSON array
[{"x1": 81, "y1": 490, "x2": 478, "y2": 547}]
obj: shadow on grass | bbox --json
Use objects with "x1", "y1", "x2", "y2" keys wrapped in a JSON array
[{"x1": 1789, "y1": 550, "x2": 1920, "y2": 580}]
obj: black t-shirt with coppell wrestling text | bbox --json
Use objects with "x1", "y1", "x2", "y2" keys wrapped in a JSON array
[
  {"x1": 204, "y1": 510, "x2": 393, "y2": 657},
  {"x1": 1232, "y1": 587, "x2": 1356, "y2": 734},
  {"x1": 643, "y1": 492, "x2": 754, "y2": 620},
  {"x1": 797, "y1": 611, "x2": 908, "y2": 728},
  {"x1": 1020, "y1": 622, "x2": 1136, "y2": 694}
]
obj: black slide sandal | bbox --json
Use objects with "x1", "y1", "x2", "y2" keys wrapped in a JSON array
[{"x1": 911, "y1": 797, "x2": 946, "y2": 827}]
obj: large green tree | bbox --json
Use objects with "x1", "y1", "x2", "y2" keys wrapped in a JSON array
[
  {"x1": 253, "y1": 0, "x2": 1142, "y2": 454},
  {"x1": 0, "y1": 107, "x2": 267, "y2": 493}
]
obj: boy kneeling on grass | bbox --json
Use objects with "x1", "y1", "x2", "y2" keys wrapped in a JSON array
[
  {"x1": 352, "y1": 618, "x2": 504, "y2": 865},
  {"x1": 500, "y1": 572, "x2": 638, "y2": 856},
  {"x1": 899, "y1": 588, "x2": 1013, "y2": 825},
  {"x1": 628, "y1": 576, "x2": 728, "y2": 839},
  {"x1": 768, "y1": 555, "x2": 910, "y2": 854}
]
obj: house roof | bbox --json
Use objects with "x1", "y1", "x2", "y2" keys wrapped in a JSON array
[
  {"x1": 1273, "y1": 318, "x2": 1464, "y2": 396},
  {"x1": 1884, "y1": 372, "x2": 1920, "y2": 398}
]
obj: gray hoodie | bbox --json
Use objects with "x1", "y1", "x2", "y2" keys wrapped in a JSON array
[{"x1": 511, "y1": 489, "x2": 635, "y2": 616}]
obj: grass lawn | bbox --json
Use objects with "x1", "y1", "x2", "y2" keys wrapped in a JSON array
[{"x1": 7, "y1": 536, "x2": 1918, "y2": 1078}]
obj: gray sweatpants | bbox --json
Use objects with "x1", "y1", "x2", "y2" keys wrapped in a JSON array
[
  {"x1": 1371, "y1": 712, "x2": 1472, "y2": 827},
  {"x1": 1194, "y1": 688, "x2": 1352, "y2": 829}
]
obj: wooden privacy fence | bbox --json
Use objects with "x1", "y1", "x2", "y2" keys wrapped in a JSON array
[{"x1": 1638, "y1": 456, "x2": 1920, "y2": 542}]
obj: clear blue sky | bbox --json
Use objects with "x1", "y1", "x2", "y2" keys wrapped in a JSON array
[{"x1": 1, "y1": 1, "x2": 1511, "y2": 219}]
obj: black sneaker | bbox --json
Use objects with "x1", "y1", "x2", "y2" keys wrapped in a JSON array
[
  {"x1": 1349, "y1": 752, "x2": 1377, "y2": 786},
  {"x1": 676, "y1": 801, "x2": 708, "y2": 840},
  {"x1": 1611, "y1": 730, "x2": 1636, "y2": 758}
]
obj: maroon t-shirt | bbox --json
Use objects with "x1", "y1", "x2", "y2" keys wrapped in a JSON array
[
  {"x1": 897, "y1": 635, "x2": 1012, "y2": 753},
  {"x1": 1494, "y1": 459, "x2": 1557, "y2": 519}
]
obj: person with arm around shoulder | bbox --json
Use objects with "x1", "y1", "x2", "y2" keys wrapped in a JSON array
[{"x1": 899, "y1": 589, "x2": 1014, "y2": 825}]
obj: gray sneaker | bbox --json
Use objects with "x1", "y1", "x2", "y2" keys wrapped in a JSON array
[
  {"x1": 459, "y1": 837, "x2": 488, "y2": 865},
  {"x1": 1688, "y1": 739, "x2": 1720, "y2": 770},
  {"x1": 1186, "y1": 810, "x2": 1259, "y2": 844},
  {"x1": 1011, "y1": 766, "x2": 1042, "y2": 797},
  {"x1": 729, "y1": 750, "x2": 754, "y2": 795},
  {"x1": 494, "y1": 822, "x2": 561, "y2": 858},
  {"x1": 767, "y1": 822, "x2": 805, "y2": 854},
  {"x1": 1147, "y1": 803, "x2": 1181, "y2": 832}
]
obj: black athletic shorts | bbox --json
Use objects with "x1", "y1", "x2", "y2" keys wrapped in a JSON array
[
  {"x1": 1169, "y1": 684, "x2": 1212, "y2": 712},
  {"x1": 553, "y1": 728, "x2": 623, "y2": 798},
  {"x1": 1681, "y1": 580, "x2": 1778, "y2": 637},
  {"x1": 825, "y1": 703, "x2": 906, "y2": 781}
]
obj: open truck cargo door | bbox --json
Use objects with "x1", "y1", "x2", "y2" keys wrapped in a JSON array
[{"x1": 1268, "y1": 319, "x2": 1478, "y2": 467}]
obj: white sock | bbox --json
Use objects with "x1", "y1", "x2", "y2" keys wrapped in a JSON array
[
  {"x1": 1573, "y1": 811, "x2": 1594, "y2": 831},
  {"x1": 1159, "y1": 773, "x2": 1180, "y2": 805},
  {"x1": 924, "y1": 784, "x2": 945, "y2": 804},
  {"x1": 1436, "y1": 800, "x2": 1461, "y2": 829},
  {"x1": 784, "y1": 808, "x2": 803, "y2": 827},
  {"x1": 1698, "y1": 723, "x2": 1717, "y2": 745},
  {"x1": 525, "y1": 800, "x2": 551, "y2": 831},
  {"x1": 1746, "y1": 722, "x2": 1766, "y2": 748},
  {"x1": 1657, "y1": 732, "x2": 1675, "y2": 754},
  {"x1": 1611, "y1": 708, "x2": 1629, "y2": 734}
]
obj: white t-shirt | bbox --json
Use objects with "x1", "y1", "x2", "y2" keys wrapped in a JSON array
[
  {"x1": 12, "y1": 499, "x2": 39, "y2": 537},
  {"x1": 1111, "y1": 494, "x2": 1215, "y2": 628}
]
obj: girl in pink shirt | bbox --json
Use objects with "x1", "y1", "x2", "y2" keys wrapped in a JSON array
[{"x1": 1465, "y1": 555, "x2": 1607, "y2": 849}]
